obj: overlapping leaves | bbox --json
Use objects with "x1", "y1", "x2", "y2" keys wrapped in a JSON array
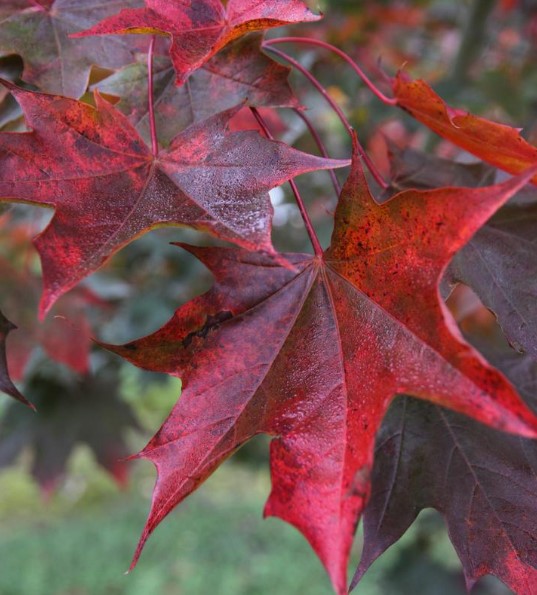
[
  {"x1": 0, "y1": 1, "x2": 536, "y2": 594},
  {"x1": 389, "y1": 146, "x2": 537, "y2": 361},
  {"x1": 356, "y1": 346, "x2": 537, "y2": 594},
  {"x1": 74, "y1": 0, "x2": 321, "y2": 85},
  {"x1": 0, "y1": 81, "x2": 345, "y2": 316},
  {"x1": 94, "y1": 34, "x2": 300, "y2": 147}
]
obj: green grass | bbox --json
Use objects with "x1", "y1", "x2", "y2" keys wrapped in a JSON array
[
  {"x1": 0, "y1": 438, "x2": 507, "y2": 595},
  {"x1": 0, "y1": 452, "x2": 348, "y2": 595}
]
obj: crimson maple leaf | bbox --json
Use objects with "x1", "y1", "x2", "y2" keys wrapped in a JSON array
[
  {"x1": 94, "y1": 34, "x2": 300, "y2": 147},
  {"x1": 355, "y1": 347, "x2": 537, "y2": 593},
  {"x1": 73, "y1": 0, "x2": 321, "y2": 85},
  {"x1": 0, "y1": 0, "x2": 144, "y2": 98},
  {"x1": 105, "y1": 142, "x2": 537, "y2": 595},
  {"x1": 0, "y1": 309, "x2": 32, "y2": 408},
  {"x1": 0, "y1": 81, "x2": 345, "y2": 316},
  {"x1": 393, "y1": 73, "x2": 537, "y2": 184}
]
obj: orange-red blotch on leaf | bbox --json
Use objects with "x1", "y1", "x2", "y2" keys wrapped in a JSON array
[
  {"x1": 103, "y1": 138, "x2": 537, "y2": 595},
  {"x1": 73, "y1": 0, "x2": 321, "y2": 85},
  {"x1": 0, "y1": 81, "x2": 347, "y2": 317},
  {"x1": 393, "y1": 73, "x2": 537, "y2": 184}
]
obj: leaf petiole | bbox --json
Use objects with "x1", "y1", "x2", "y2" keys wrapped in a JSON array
[
  {"x1": 250, "y1": 107, "x2": 324, "y2": 257},
  {"x1": 293, "y1": 108, "x2": 342, "y2": 196},
  {"x1": 264, "y1": 37, "x2": 397, "y2": 106},
  {"x1": 266, "y1": 46, "x2": 388, "y2": 189},
  {"x1": 147, "y1": 35, "x2": 159, "y2": 158}
]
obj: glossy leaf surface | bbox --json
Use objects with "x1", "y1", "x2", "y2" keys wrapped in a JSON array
[
  {"x1": 354, "y1": 349, "x2": 537, "y2": 594},
  {"x1": 387, "y1": 146, "x2": 537, "y2": 361}
]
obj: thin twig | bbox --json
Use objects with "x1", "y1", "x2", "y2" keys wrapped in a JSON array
[{"x1": 293, "y1": 108, "x2": 342, "y2": 196}]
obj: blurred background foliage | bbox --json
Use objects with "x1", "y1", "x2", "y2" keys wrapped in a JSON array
[{"x1": 1, "y1": 0, "x2": 536, "y2": 592}]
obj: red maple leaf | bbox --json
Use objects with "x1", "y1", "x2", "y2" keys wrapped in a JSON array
[
  {"x1": 393, "y1": 73, "x2": 537, "y2": 184},
  {"x1": 73, "y1": 0, "x2": 321, "y2": 85},
  {"x1": 0, "y1": 81, "x2": 346, "y2": 316},
  {"x1": 106, "y1": 142, "x2": 537, "y2": 595}
]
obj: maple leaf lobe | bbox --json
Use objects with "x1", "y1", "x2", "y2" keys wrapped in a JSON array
[
  {"x1": 355, "y1": 350, "x2": 537, "y2": 594},
  {"x1": 393, "y1": 73, "x2": 537, "y2": 184}
]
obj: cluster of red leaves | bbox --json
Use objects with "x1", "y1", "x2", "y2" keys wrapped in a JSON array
[{"x1": 0, "y1": 1, "x2": 536, "y2": 594}]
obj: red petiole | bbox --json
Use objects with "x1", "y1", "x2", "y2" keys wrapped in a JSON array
[
  {"x1": 293, "y1": 108, "x2": 342, "y2": 196},
  {"x1": 264, "y1": 37, "x2": 397, "y2": 106},
  {"x1": 147, "y1": 36, "x2": 159, "y2": 158},
  {"x1": 266, "y1": 46, "x2": 388, "y2": 189},
  {"x1": 250, "y1": 107, "x2": 324, "y2": 257}
]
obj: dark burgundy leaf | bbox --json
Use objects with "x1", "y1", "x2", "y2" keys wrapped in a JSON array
[
  {"x1": 387, "y1": 144, "x2": 495, "y2": 194},
  {"x1": 354, "y1": 347, "x2": 537, "y2": 594},
  {"x1": 450, "y1": 194, "x2": 537, "y2": 360},
  {"x1": 94, "y1": 34, "x2": 300, "y2": 147},
  {"x1": 0, "y1": 0, "x2": 144, "y2": 98},
  {"x1": 0, "y1": 309, "x2": 32, "y2": 408}
]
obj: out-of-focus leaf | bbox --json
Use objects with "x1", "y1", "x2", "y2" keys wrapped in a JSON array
[
  {"x1": 0, "y1": 368, "x2": 140, "y2": 491},
  {"x1": 0, "y1": 0, "x2": 144, "y2": 98}
]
